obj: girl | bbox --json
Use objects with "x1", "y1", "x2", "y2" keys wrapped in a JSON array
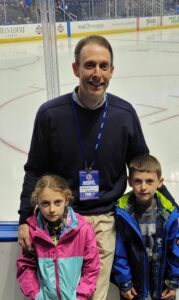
[{"x1": 17, "y1": 175, "x2": 100, "y2": 300}]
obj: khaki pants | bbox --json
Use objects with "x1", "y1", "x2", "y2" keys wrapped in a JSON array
[{"x1": 85, "y1": 213, "x2": 116, "y2": 300}]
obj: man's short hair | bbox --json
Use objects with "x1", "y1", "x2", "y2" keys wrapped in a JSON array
[{"x1": 74, "y1": 35, "x2": 113, "y2": 66}]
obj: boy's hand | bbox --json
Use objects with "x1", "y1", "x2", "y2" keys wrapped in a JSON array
[
  {"x1": 161, "y1": 289, "x2": 176, "y2": 299},
  {"x1": 18, "y1": 224, "x2": 32, "y2": 251},
  {"x1": 121, "y1": 287, "x2": 137, "y2": 299}
]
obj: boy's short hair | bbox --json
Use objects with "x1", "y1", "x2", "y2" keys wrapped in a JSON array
[
  {"x1": 31, "y1": 174, "x2": 73, "y2": 205},
  {"x1": 129, "y1": 154, "x2": 162, "y2": 179}
]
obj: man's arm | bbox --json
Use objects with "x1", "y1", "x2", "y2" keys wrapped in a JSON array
[
  {"x1": 127, "y1": 109, "x2": 177, "y2": 208},
  {"x1": 18, "y1": 106, "x2": 51, "y2": 248},
  {"x1": 18, "y1": 224, "x2": 31, "y2": 250},
  {"x1": 126, "y1": 108, "x2": 149, "y2": 166},
  {"x1": 18, "y1": 172, "x2": 39, "y2": 250},
  {"x1": 19, "y1": 172, "x2": 39, "y2": 225},
  {"x1": 158, "y1": 185, "x2": 179, "y2": 210}
]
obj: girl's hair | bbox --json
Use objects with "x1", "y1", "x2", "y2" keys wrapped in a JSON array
[
  {"x1": 31, "y1": 175, "x2": 73, "y2": 205},
  {"x1": 129, "y1": 154, "x2": 162, "y2": 179},
  {"x1": 74, "y1": 35, "x2": 113, "y2": 66}
]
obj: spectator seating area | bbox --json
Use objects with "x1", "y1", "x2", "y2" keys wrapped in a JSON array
[{"x1": 0, "y1": 0, "x2": 179, "y2": 25}]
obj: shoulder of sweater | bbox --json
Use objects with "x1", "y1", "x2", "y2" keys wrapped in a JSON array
[
  {"x1": 36, "y1": 92, "x2": 136, "y2": 117},
  {"x1": 37, "y1": 93, "x2": 71, "y2": 115},
  {"x1": 108, "y1": 93, "x2": 136, "y2": 113}
]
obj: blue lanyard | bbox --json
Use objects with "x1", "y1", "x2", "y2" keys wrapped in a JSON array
[{"x1": 71, "y1": 96, "x2": 108, "y2": 172}]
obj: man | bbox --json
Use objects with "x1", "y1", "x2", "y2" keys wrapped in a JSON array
[{"x1": 18, "y1": 35, "x2": 149, "y2": 300}]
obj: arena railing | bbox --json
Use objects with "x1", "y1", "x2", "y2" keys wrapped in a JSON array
[{"x1": 0, "y1": 221, "x2": 18, "y2": 242}]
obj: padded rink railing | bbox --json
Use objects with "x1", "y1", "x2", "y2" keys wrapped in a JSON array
[
  {"x1": 0, "y1": 221, "x2": 26, "y2": 299},
  {"x1": 0, "y1": 221, "x2": 18, "y2": 242}
]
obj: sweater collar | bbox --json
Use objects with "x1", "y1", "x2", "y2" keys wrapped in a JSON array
[{"x1": 72, "y1": 86, "x2": 107, "y2": 110}]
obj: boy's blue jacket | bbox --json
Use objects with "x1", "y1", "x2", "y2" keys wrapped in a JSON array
[{"x1": 111, "y1": 191, "x2": 179, "y2": 300}]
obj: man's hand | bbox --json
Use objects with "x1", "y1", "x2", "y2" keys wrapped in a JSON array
[
  {"x1": 121, "y1": 287, "x2": 137, "y2": 300},
  {"x1": 18, "y1": 224, "x2": 31, "y2": 251},
  {"x1": 161, "y1": 289, "x2": 176, "y2": 299}
]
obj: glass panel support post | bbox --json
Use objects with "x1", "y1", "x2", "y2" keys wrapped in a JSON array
[{"x1": 39, "y1": 0, "x2": 60, "y2": 100}]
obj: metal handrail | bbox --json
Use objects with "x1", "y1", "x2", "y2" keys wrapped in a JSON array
[{"x1": 58, "y1": 6, "x2": 77, "y2": 21}]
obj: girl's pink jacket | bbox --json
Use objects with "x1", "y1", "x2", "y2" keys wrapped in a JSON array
[{"x1": 16, "y1": 207, "x2": 100, "y2": 300}]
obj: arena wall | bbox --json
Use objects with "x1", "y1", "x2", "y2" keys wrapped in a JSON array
[{"x1": 0, "y1": 15, "x2": 179, "y2": 43}]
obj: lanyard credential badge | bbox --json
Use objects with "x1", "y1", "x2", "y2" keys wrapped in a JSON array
[
  {"x1": 79, "y1": 170, "x2": 99, "y2": 200},
  {"x1": 71, "y1": 94, "x2": 108, "y2": 201}
]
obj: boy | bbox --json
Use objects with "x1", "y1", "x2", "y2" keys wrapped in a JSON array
[{"x1": 112, "y1": 154, "x2": 179, "y2": 300}]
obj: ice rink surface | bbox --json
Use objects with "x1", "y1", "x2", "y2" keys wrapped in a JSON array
[{"x1": 0, "y1": 28, "x2": 179, "y2": 221}]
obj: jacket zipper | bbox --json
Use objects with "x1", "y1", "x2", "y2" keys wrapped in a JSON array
[
  {"x1": 54, "y1": 246, "x2": 61, "y2": 300},
  {"x1": 156, "y1": 232, "x2": 167, "y2": 298},
  {"x1": 143, "y1": 252, "x2": 149, "y2": 299}
]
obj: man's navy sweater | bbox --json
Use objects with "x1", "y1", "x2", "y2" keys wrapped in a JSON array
[{"x1": 19, "y1": 93, "x2": 149, "y2": 223}]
